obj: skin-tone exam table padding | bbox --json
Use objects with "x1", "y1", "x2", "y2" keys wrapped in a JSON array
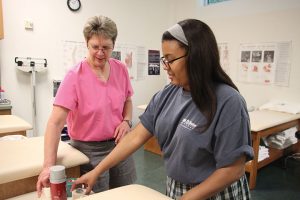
[
  {"x1": 79, "y1": 184, "x2": 172, "y2": 200},
  {"x1": 7, "y1": 184, "x2": 173, "y2": 200},
  {"x1": 0, "y1": 115, "x2": 32, "y2": 137},
  {"x1": 0, "y1": 136, "x2": 89, "y2": 199}
]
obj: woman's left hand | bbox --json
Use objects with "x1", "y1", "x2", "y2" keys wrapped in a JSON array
[{"x1": 114, "y1": 121, "x2": 131, "y2": 144}]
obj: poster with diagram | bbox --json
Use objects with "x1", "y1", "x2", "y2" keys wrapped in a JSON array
[
  {"x1": 218, "y1": 43, "x2": 230, "y2": 74},
  {"x1": 62, "y1": 40, "x2": 87, "y2": 73},
  {"x1": 238, "y1": 42, "x2": 291, "y2": 86},
  {"x1": 62, "y1": 41, "x2": 147, "y2": 80},
  {"x1": 112, "y1": 43, "x2": 147, "y2": 80}
]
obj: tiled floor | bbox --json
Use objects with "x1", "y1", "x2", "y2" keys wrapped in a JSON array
[{"x1": 133, "y1": 148, "x2": 300, "y2": 200}]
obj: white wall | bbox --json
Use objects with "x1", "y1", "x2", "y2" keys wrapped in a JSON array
[
  {"x1": 0, "y1": 0, "x2": 171, "y2": 136},
  {"x1": 173, "y1": 0, "x2": 300, "y2": 108}
]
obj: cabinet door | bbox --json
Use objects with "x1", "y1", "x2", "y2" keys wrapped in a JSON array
[{"x1": 0, "y1": 0, "x2": 3, "y2": 39}]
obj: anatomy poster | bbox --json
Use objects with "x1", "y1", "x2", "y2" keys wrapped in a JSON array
[
  {"x1": 113, "y1": 43, "x2": 147, "y2": 80},
  {"x1": 238, "y1": 42, "x2": 291, "y2": 86},
  {"x1": 62, "y1": 40, "x2": 87, "y2": 73},
  {"x1": 62, "y1": 41, "x2": 147, "y2": 80},
  {"x1": 218, "y1": 43, "x2": 230, "y2": 74}
]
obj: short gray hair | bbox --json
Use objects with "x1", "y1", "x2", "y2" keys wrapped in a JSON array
[{"x1": 83, "y1": 15, "x2": 118, "y2": 45}]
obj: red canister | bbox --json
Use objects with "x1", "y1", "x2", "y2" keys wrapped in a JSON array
[{"x1": 50, "y1": 165, "x2": 67, "y2": 200}]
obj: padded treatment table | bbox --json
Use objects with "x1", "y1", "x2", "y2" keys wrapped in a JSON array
[
  {"x1": 246, "y1": 110, "x2": 300, "y2": 189},
  {"x1": 8, "y1": 184, "x2": 172, "y2": 200},
  {"x1": 0, "y1": 115, "x2": 32, "y2": 137},
  {"x1": 0, "y1": 136, "x2": 89, "y2": 199}
]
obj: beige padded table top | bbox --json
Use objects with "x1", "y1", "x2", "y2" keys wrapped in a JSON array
[
  {"x1": 0, "y1": 136, "x2": 89, "y2": 184},
  {"x1": 249, "y1": 110, "x2": 300, "y2": 132},
  {"x1": 81, "y1": 184, "x2": 172, "y2": 200},
  {"x1": 0, "y1": 115, "x2": 32, "y2": 135},
  {"x1": 8, "y1": 184, "x2": 172, "y2": 200}
]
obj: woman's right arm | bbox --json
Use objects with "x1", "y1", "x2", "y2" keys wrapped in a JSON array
[
  {"x1": 36, "y1": 105, "x2": 69, "y2": 196},
  {"x1": 72, "y1": 122, "x2": 153, "y2": 194}
]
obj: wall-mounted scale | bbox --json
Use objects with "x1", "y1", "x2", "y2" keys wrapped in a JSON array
[{"x1": 15, "y1": 57, "x2": 47, "y2": 137}]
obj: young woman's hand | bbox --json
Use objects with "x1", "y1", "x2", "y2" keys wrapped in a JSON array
[{"x1": 71, "y1": 170, "x2": 98, "y2": 194}]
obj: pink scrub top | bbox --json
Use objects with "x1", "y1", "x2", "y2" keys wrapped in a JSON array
[{"x1": 54, "y1": 58, "x2": 133, "y2": 141}]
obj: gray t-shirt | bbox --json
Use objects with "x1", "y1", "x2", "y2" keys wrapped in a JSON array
[{"x1": 139, "y1": 84, "x2": 253, "y2": 184}]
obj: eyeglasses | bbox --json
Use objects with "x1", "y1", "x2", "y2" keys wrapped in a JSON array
[
  {"x1": 89, "y1": 44, "x2": 113, "y2": 54},
  {"x1": 160, "y1": 55, "x2": 187, "y2": 69}
]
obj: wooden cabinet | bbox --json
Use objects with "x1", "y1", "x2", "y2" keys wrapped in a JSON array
[{"x1": 0, "y1": 0, "x2": 3, "y2": 39}]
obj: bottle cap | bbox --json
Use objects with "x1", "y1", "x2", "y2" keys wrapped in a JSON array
[{"x1": 50, "y1": 165, "x2": 66, "y2": 183}]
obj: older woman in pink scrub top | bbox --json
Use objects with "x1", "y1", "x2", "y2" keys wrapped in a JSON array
[{"x1": 36, "y1": 15, "x2": 136, "y2": 197}]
